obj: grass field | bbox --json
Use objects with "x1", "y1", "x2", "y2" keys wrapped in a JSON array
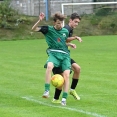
[{"x1": 0, "y1": 35, "x2": 117, "y2": 117}]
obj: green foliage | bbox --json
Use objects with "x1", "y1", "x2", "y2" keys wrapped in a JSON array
[
  {"x1": 98, "y1": 17, "x2": 111, "y2": 29},
  {"x1": 98, "y1": 15, "x2": 117, "y2": 33},
  {"x1": 95, "y1": 7, "x2": 112, "y2": 16},
  {"x1": 0, "y1": 0, "x2": 31, "y2": 29},
  {"x1": 1, "y1": 7, "x2": 117, "y2": 40},
  {"x1": 90, "y1": 15, "x2": 102, "y2": 25},
  {"x1": 19, "y1": 16, "x2": 32, "y2": 25},
  {"x1": 0, "y1": 0, "x2": 17, "y2": 28}
]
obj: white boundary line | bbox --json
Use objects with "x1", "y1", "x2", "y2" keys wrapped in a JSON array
[{"x1": 22, "y1": 96, "x2": 106, "y2": 117}]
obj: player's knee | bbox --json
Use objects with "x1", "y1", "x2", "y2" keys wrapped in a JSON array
[
  {"x1": 64, "y1": 74, "x2": 70, "y2": 79},
  {"x1": 63, "y1": 71, "x2": 70, "y2": 79},
  {"x1": 47, "y1": 63, "x2": 54, "y2": 71},
  {"x1": 74, "y1": 65, "x2": 81, "y2": 73}
]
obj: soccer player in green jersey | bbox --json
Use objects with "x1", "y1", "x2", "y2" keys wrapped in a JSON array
[
  {"x1": 32, "y1": 12, "x2": 76, "y2": 106},
  {"x1": 52, "y1": 13, "x2": 82, "y2": 103}
]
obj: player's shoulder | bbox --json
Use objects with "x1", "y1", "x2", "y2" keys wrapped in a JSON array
[
  {"x1": 48, "y1": 25, "x2": 52, "y2": 28},
  {"x1": 47, "y1": 25, "x2": 52, "y2": 29},
  {"x1": 64, "y1": 24, "x2": 71, "y2": 31},
  {"x1": 62, "y1": 27, "x2": 69, "y2": 32},
  {"x1": 64, "y1": 24, "x2": 69, "y2": 29},
  {"x1": 40, "y1": 25, "x2": 49, "y2": 30},
  {"x1": 62, "y1": 28, "x2": 69, "y2": 36}
]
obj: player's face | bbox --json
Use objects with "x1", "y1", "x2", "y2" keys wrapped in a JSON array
[
  {"x1": 70, "y1": 18, "x2": 80, "y2": 28},
  {"x1": 54, "y1": 20, "x2": 63, "y2": 30}
]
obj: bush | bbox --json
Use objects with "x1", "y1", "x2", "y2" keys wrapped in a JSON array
[
  {"x1": 95, "y1": 7, "x2": 112, "y2": 16},
  {"x1": 0, "y1": 0, "x2": 18, "y2": 29},
  {"x1": 98, "y1": 16, "x2": 117, "y2": 32},
  {"x1": 0, "y1": 0, "x2": 31, "y2": 29},
  {"x1": 90, "y1": 15, "x2": 102, "y2": 25}
]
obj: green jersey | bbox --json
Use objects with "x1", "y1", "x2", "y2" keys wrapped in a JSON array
[{"x1": 39, "y1": 25, "x2": 69, "y2": 54}]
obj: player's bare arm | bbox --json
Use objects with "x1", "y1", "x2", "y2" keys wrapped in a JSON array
[
  {"x1": 75, "y1": 36, "x2": 82, "y2": 42},
  {"x1": 66, "y1": 43, "x2": 76, "y2": 49},
  {"x1": 66, "y1": 36, "x2": 82, "y2": 43},
  {"x1": 32, "y1": 12, "x2": 45, "y2": 31}
]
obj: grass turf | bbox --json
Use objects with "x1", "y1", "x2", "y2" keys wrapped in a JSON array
[{"x1": 0, "y1": 35, "x2": 117, "y2": 117}]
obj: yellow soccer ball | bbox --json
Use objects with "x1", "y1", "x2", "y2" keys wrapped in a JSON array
[{"x1": 51, "y1": 74, "x2": 64, "y2": 88}]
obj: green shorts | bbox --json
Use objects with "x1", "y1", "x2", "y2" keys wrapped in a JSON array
[{"x1": 45, "y1": 52, "x2": 71, "y2": 72}]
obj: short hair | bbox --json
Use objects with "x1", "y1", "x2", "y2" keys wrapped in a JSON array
[
  {"x1": 53, "y1": 12, "x2": 66, "y2": 22},
  {"x1": 70, "y1": 13, "x2": 81, "y2": 20}
]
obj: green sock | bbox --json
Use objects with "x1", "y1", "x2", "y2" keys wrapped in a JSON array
[
  {"x1": 45, "y1": 83, "x2": 50, "y2": 91},
  {"x1": 62, "y1": 92, "x2": 68, "y2": 99}
]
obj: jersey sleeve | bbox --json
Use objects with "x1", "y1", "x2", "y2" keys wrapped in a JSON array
[{"x1": 38, "y1": 26, "x2": 48, "y2": 34}]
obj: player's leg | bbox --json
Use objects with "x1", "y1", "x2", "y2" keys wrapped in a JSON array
[
  {"x1": 52, "y1": 67, "x2": 63, "y2": 103},
  {"x1": 42, "y1": 62, "x2": 54, "y2": 98},
  {"x1": 71, "y1": 61, "x2": 80, "y2": 89},
  {"x1": 42, "y1": 53, "x2": 57, "y2": 98},
  {"x1": 61, "y1": 69, "x2": 70, "y2": 106},
  {"x1": 61, "y1": 56, "x2": 71, "y2": 106},
  {"x1": 52, "y1": 87, "x2": 62, "y2": 103},
  {"x1": 70, "y1": 59, "x2": 81, "y2": 100}
]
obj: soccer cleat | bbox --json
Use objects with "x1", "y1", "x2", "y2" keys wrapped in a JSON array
[
  {"x1": 69, "y1": 90, "x2": 80, "y2": 100},
  {"x1": 61, "y1": 101, "x2": 66, "y2": 106},
  {"x1": 52, "y1": 99, "x2": 61, "y2": 104},
  {"x1": 42, "y1": 90, "x2": 49, "y2": 98}
]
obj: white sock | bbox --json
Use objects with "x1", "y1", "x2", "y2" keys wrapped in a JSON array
[{"x1": 62, "y1": 98, "x2": 66, "y2": 102}]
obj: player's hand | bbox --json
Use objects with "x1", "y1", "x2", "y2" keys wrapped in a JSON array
[
  {"x1": 69, "y1": 43, "x2": 76, "y2": 49},
  {"x1": 75, "y1": 36, "x2": 82, "y2": 42},
  {"x1": 39, "y1": 12, "x2": 45, "y2": 21}
]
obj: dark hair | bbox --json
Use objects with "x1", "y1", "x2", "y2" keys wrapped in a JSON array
[
  {"x1": 53, "y1": 12, "x2": 66, "y2": 22},
  {"x1": 70, "y1": 13, "x2": 81, "y2": 20}
]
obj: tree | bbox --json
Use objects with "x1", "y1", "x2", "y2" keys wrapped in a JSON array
[{"x1": 0, "y1": 0, "x2": 17, "y2": 28}]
